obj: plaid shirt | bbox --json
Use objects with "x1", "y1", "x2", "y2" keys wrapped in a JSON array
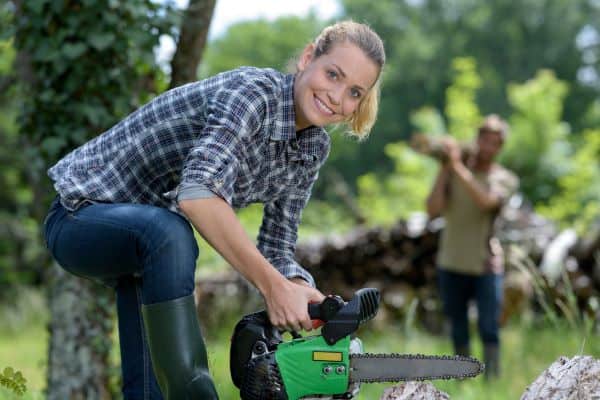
[{"x1": 48, "y1": 67, "x2": 330, "y2": 287}]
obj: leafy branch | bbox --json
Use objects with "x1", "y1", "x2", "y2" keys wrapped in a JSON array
[{"x1": 0, "y1": 367, "x2": 27, "y2": 396}]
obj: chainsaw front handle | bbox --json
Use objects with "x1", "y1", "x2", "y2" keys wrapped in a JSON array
[{"x1": 309, "y1": 288, "x2": 380, "y2": 345}]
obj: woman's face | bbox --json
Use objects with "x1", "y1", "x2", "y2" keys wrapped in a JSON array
[{"x1": 293, "y1": 42, "x2": 380, "y2": 130}]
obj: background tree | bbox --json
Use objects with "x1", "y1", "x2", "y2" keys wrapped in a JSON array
[
  {"x1": 201, "y1": 15, "x2": 323, "y2": 77},
  {"x1": 13, "y1": 0, "x2": 176, "y2": 397},
  {"x1": 501, "y1": 70, "x2": 572, "y2": 203},
  {"x1": 340, "y1": 0, "x2": 600, "y2": 190},
  {"x1": 169, "y1": 0, "x2": 216, "y2": 89}
]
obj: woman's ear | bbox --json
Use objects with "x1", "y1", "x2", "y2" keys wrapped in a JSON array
[{"x1": 296, "y1": 43, "x2": 316, "y2": 72}]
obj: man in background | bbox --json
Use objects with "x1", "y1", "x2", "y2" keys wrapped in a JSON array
[{"x1": 426, "y1": 115, "x2": 519, "y2": 379}]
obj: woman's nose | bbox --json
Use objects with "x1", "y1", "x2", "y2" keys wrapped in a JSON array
[{"x1": 327, "y1": 87, "x2": 342, "y2": 105}]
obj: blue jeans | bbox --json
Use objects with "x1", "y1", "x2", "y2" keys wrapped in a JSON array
[
  {"x1": 437, "y1": 268, "x2": 503, "y2": 350},
  {"x1": 44, "y1": 197, "x2": 199, "y2": 400}
]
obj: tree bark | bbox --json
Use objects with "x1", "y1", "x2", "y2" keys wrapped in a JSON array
[
  {"x1": 520, "y1": 356, "x2": 600, "y2": 400},
  {"x1": 169, "y1": 0, "x2": 216, "y2": 89},
  {"x1": 380, "y1": 382, "x2": 450, "y2": 400},
  {"x1": 41, "y1": 1, "x2": 217, "y2": 396},
  {"x1": 12, "y1": 2, "x2": 117, "y2": 397},
  {"x1": 46, "y1": 265, "x2": 115, "y2": 400}
]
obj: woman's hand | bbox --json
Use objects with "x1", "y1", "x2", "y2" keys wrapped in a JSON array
[{"x1": 263, "y1": 277, "x2": 325, "y2": 332}]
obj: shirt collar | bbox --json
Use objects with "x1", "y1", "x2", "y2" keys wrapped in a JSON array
[
  {"x1": 271, "y1": 72, "x2": 328, "y2": 162},
  {"x1": 270, "y1": 73, "x2": 298, "y2": 141}
]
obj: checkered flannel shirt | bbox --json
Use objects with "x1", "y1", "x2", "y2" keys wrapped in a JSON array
[{"x1": 48, "y1": 67, "x2": 331, "y2": 287}]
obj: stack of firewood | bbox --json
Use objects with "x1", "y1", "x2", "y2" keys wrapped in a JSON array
[
  {"x1": 195, "y1": 198, "x2": 600, "y2": 332},
  {"x1": 294, "y1": 197, "x2": 599, "y2": 330}
]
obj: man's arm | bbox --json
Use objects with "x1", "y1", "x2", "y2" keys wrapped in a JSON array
[
  {"x1": 450, "y1": 162, "x2": 502, "y2": 210},
  {"x1": 179, "y1": 197, "x2": 324, "y2": 332},
  {"x1": 426, "y1": 164, "x2": 451, "y2": 218},
  {"x1": 445, "y1": 140, "x2": 502, "y2": 211}
]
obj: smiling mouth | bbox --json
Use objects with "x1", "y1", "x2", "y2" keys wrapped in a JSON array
[{"x1": 314, "y1": 95, "x2": 335, "y2": 116}]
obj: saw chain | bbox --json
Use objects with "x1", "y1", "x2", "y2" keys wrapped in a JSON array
[{"x1": 349, "y1": 353, "x2": 485, "y2": 382}]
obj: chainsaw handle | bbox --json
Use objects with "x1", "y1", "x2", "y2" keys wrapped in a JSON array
[
  {"x1": 308, "y1": 295, "x2": 345, "y2": 329},
  {"x1": 308, "y1": 303, "x2": 324, "y2": 329}
]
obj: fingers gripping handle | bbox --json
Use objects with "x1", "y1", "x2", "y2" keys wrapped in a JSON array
[{"x1": 308, "y1": 295, "x2": 345, "y2": 328}]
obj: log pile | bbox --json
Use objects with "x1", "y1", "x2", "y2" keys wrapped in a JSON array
[
  {"x1": 194, "y1": 198, "x2": 600, "y2": 331},
  {"x1": 293, "y1": 198, "x2": 599, "y2": 329}
]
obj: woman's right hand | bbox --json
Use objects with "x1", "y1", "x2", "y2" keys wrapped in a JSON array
[{"x1": 262, "y1": 277, "x2": 325, "y2": 332}]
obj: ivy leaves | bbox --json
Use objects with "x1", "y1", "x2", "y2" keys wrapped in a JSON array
[
  {"x1": 15, "y1": 0, "x2": 174, "y2": 162},
  {"x1": 0, "y1": 367, "x2": 27, "y2": 396}
]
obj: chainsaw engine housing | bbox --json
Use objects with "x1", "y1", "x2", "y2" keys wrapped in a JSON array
[{"x1": 230, "y1": 310, "x2": 287, "y2": 399}]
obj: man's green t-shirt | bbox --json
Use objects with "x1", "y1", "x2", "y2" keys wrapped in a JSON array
[{"x1": 437, "y1": 165, "x2": 518, "y2": 275}]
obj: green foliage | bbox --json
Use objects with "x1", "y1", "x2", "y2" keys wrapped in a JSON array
[
  {"x1": 15, "y1": 0, "x2": 173, "y2": 163},
  {"x1": 501, "y1": 70, "x2": 572, "y2": 203},
  {"x1": 410, "y1": 107, "x2": 446, "y2": 136},
  {"x1": 201, "y1": 15, "x2": 323, "y2": 77},
  {"x1": 536, "y1": 130, "x2": 600, "y2": 233},
  {"x1": 340, "y1": 0, "x2": 600, "y2": 180},
  {"x1": 355, "y1": 55, "x2": 483, "y2": 225},
  {"x1": 6, "y1": 0, "x2": 174, "y2": 289},
  {"x1": 357, "y1": 142, "x2": 436, "y2": 225},
  {"x1": 0, "y1": 33, "x2": 38, "y2": 291},
  {"x1": 445, "y1": 57, "x2": 482, "y2": 141},
  {"x1": 0, "y1": 367, "x2": 27, "y2": 396}
]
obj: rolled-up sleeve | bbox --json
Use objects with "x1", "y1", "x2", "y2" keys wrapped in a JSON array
[
  {"x1": 180, "y1": 81, "x2": 267, "y2": 204},
  {"x1": 257, "y1": 169, "x2": 320, "y2": 287}
]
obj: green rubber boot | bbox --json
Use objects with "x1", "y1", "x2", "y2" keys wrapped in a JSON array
[{"x1": 142, "y1": 295, "x2": 219, "y2": 400}]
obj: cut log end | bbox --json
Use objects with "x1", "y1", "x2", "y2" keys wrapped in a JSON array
[
  {"x1": 380, "y1": 381, "x2": 450, "y2": 400},
  {"x1": 520, "y1": 355, "x2": 600, "y2": 400}
]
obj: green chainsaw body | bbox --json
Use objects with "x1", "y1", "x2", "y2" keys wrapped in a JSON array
[
  {"x1": 230, "y1": 288, "x2": 483, "y2": 399},
  {"x1": 230, "y1": 288, "x2": 378, "y2": 399},
  {"x1": 276, "y1": 335, "x2": 354, "y2": 399}
]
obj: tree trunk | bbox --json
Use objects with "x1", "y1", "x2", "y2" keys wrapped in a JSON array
[
  {"x1": 41, "y1": 1, "x2": 216, "y2": 396},
  {"x1": 46, "y1": 265, "x2": 115, "y2": 400},
  {"x1": 169, "y1": 0, "x2": 217, "y2": 88}
]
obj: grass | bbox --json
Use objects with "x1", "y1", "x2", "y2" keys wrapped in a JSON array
[
  {"x1": 206, "y1": 316, "x2": 600, "y2": 400},
  {"x1": 1, "y1": 288, "x2": 598, "y2": 400},
  {"x1": 0, "y1": 287, "x2": 47, "y2": 400}
]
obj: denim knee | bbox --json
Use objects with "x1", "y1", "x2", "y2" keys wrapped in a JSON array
[{"x1": 137, "y1": 208, "x2": 199, "y2": 304}]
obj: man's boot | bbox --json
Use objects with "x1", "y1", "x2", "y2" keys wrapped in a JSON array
[
  {"x1": 455, "y1": 344, "x2": 471, "y2": 357},
  {"x1": 142, "y1": 294, "x2": 219, "y2": 399},
  {"x1": 484, "y1": 343, "x2": 500, "y2": 379}
]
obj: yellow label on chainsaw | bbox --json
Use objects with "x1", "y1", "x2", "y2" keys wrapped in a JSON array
[{"x1": 312, "y1": 351, "x2": 343, "y2": 362}]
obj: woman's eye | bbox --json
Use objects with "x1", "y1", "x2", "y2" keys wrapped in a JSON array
[
  {"x1": 350, "y1": 88, "x2": 362, "y2": 98},
  {"x1": 327, "y1": 70, "x2": 338, "y2": 79}
]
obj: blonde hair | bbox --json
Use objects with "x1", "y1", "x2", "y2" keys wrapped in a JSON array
[{"x1": 308, "y1": 20, "x2": 386, "y2": 140}]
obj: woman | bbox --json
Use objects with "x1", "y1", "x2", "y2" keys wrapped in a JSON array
[{"x1": 44, "y1": 20, "x2": 385, "y2": 400}]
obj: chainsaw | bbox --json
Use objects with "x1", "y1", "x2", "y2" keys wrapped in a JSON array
[{"x1": 230, "y1": 288, "x2": 484, "y2": 399}]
